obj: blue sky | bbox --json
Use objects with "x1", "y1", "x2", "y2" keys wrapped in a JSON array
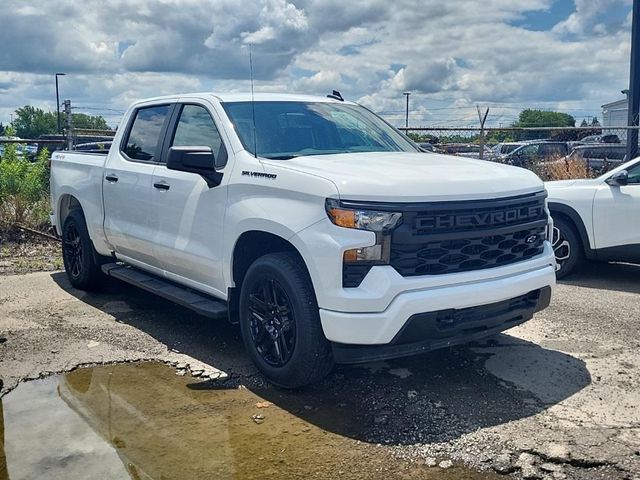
[
  {"x1": 510, "y1": 1, "x2": 578, "y2": 30},
  {"x1": 0, "y1": 0, "x2": 634, "y2": 129}
]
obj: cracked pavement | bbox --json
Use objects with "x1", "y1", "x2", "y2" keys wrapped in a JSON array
[{"x1": 1, "y1": 262, "x2": 639, "y2": 479}]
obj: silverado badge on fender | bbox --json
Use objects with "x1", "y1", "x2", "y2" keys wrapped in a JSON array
[{"x1": 242, "y1": 171, "x2": 277, "y2": 179}]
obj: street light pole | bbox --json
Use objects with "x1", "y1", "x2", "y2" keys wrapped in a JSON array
[
  {"x1": 627, "y1": 0, "x2": 640, "y2": 160},
  {"x1": 403, "y1": 92, "x2": 411, "y2": 130},
  {"x1": 55, "y1": 73, "x2": 66, "y2": 134}
]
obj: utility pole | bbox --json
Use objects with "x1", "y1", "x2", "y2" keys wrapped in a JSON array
[
  {"x1": 403, "y1": 92, "x2": 411, "y2": 130},
  {"x1": 63, "y1": 99, "x2": 73, "y2": 150},
  {"x1": 477, "y1": 106, "x2": 490, "y2": 160},
  {"x1": 55, "y1": 73, "x2": 66, "y2": 134},
  {"x1": 627, "y1": 0, "x2": 640, "y2": 160}
]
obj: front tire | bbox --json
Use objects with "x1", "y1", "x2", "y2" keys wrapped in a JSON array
[
  {"x1": 552, "y1": 217, "x2": 583, "y2": 279},
  {"x1": 61, "y1": 209, "x2": 103, "y2": 290},
  {"x1": 239, "y1": 252, "x2": 333, "y2": 388}
]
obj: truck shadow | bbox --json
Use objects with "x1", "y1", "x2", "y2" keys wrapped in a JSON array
[
  {"x1": 559, "y1": 261, "x2": 640, "y2": 294},
  {"x1": 51, "y1": 271, "x2": 591, "y2": 446}
]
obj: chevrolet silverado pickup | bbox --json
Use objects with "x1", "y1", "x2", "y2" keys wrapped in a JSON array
[
  {"x1": 50, "y1": 93, "x2": 556, "y2": 387},
  {"x1": 547, "y1": 156, "x2": 640, "y2": 277}
]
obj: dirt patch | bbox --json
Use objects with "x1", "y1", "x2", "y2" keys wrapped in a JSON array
[{"x1": 0, "y1": 227, "x2": 62, "y2": 276}]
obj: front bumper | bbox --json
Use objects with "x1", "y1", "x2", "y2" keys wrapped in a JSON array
[
  {"x1": 319, "y1": 262, "x2": 555, "y2": 361},
  {"x1": 330, "y1": 286, "x2": 551, "y2": 364}
]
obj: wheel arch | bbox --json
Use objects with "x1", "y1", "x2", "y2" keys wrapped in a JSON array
[
  {"x1": 57, "y1": 193, "x2": 83, "y2": 230},
  {"x1": 58, "y1": 195, "x2": 110, "y2": 265},
  {"x1": 227, "y1": 230, "x2": 311, "y2": 323},
  {"x1": 548, "y1": 202, "x2": 595, "y2": 259}
]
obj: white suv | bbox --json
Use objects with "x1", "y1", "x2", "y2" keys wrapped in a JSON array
[{"x1": 546, "y1": 157, "x2": 640, "y2": 277}]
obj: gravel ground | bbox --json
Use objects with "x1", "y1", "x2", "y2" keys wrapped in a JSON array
[
  {"x1": 0, "y1": 229, "x2": 62, "y2": 275},
  {"x1": 1, "y1": 260, "x2": 639, "y2": 479}
]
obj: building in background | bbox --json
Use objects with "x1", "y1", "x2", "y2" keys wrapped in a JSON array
[{"x1": 602, "y1": 98, "x2": 628, "y2": 127}]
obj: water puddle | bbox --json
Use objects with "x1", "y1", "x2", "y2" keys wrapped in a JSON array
[{"x1": 0, "y1": 362, "x2": 499, "y2": 479}]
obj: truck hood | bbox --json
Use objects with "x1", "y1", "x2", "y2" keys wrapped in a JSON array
[{"x1": 266, "y1": 152, "x2": 544, "y2": 202}]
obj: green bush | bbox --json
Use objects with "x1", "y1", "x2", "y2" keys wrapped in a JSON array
[{"x1": 0, "y1": 127, "x2": 50, "y2": 228}]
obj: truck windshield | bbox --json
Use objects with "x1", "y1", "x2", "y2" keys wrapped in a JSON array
[{"x1": 221, "y1": 101, "x2": 418, "y2": 159}]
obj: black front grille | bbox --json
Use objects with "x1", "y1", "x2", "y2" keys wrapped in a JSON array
[{"x1": 390, "y1": 192, "x2": 547, "y2": 277}]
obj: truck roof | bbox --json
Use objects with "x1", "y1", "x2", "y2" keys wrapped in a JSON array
[{"x1": 130, "y1": 92, "x2": 356, "y2": 106}]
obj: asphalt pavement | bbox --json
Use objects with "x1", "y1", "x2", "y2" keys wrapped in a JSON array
[{"x1": 1, "y1": 262, "x2": 639, "y2": 479}]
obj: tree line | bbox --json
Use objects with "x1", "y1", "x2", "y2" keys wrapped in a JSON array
[
  {"x1": 0, "y1": 106, "x2": 111, "y2": 139},
  {"x1": 408, "y1": 109, "x2": 603, "y2": 144}
]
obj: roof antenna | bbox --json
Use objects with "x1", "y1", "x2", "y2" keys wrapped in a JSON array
[
  {"x1": 327, "y1": 90, "x2": 344, "y2": 101},
  {"x1": 249, "y1": 43, "x2": 258, "y2": 158}
]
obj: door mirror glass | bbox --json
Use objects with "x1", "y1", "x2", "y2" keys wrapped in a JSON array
[{"x1": 606, "y1": 169, "x2": 629, "y2": 186}]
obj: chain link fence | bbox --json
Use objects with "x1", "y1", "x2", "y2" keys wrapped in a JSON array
[
  {"x1": 0, "y1": 130, "x2": 115, "y2": 159},
  {"x1": 401, "y1": 125, "x2": 637, "y2": 145},
  {"x1": 399, "y1": 126, "x2": 639, "y2": 179}
]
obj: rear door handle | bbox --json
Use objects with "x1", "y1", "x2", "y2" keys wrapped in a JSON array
[
  {"x1": 105, "y1": 174, "x2": 118, "y2": 183},
  {"x1": 153, "y1": 181, "x2": 170, "y2": 191}
]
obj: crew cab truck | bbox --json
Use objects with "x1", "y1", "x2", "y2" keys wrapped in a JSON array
[
  {"x1": 547, "y1": 157, "x2": 640, "y2": 278},
  {"x1": 50, "y1": 93, "x2": 556, "y2": 388}
]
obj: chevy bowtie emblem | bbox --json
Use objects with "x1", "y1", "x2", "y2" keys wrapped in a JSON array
[{"x1": 525, "y1": 234, "x2": 538, "y2": 244}]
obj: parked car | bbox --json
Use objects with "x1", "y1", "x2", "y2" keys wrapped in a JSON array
[
  {"x1": 0, "y1": 137, "x2": 38, "y2": 159},
  {"x1": 546, "y1": 157, "x2": 640, "y2": 277},
  {"x1": 497, "y1": 141, "x2": 569, "y2": 166},
  {"x1": 493, "y1": 142, "x2": 524, "y2": 156},
  {"x1": 417, "y1": 142, "x2": 442, "y2": 153},
  {"x1": 564, "y1": 144, "x2": 627, "y2": 172},
  {"x1": 441, "y1": 143, "x2": 493, "y2": 159},
  {"x1": 577, "y1": 134, "x2": 621, "y2": 144},
  {"x1": 50, "y1": 92, "x2": 555, "y2": 387}
]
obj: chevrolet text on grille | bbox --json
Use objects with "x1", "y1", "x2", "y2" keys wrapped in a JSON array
[{"x1": 417, "y1": 206, "x2": 544, "y2": 230}]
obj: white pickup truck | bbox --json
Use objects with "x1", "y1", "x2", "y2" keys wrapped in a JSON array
[{"x1": 50, "y1": 92, "x2": 555, "y2": 387}]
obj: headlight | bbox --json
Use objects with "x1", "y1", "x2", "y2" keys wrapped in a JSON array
[
  {"x1": 325, "y1": 199, "x2": 402, "y2": 232},
  {"x1": 325, "y1": 198, "x2": 402, "y2": 266}
]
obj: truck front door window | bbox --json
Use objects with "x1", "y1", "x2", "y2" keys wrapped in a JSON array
[
  {"x1": 171, "y1": 105, "x2": 227, "y2": 168},
  {"x1": 124, "y1": 105, "x2": 170, "y2": 162}
]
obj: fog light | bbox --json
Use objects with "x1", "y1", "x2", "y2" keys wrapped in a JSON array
[{"x1": 343, "y1": 244, "x2": 383, "y2": 263}]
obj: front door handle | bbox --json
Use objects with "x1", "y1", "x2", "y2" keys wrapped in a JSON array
[
  {"x1": 153, "y1": 182, "x2": 170, "y2": 191},
  {"x1": 105, "y1": 174, "x2": 119, "y2": 183}
]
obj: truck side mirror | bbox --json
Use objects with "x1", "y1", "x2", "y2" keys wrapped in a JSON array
[
  {"x1": 167, "y1": 146, "x2": 223, "y2": 187},
  {"x1": 168, "y1": 146, "x2": 215, "y2": 170},
  {"x1": 605, "y1": 170, "x2": 628, "y2": 186}
]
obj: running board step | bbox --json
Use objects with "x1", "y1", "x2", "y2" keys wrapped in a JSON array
[{"x1": 101, "y1": 263, "x2": 227, "y2": 319}]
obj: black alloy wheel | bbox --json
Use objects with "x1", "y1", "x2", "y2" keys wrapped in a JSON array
[
  {"x1": 247, "y1": 278, "x2": 296, "y2": 367},
  {"x1": 63, "y1": 222, "x2": 84, "y2": 279},
  {"x1": 239, "y1": 252, "x2": 333, "y2": 388},
  {"x1": 61, "y1": 209, "x2": 103, "y2": 290}
]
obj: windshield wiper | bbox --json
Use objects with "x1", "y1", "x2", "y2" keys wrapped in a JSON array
[{"x1": 262, "y1": 154, "x2": 299, "y2": 160}]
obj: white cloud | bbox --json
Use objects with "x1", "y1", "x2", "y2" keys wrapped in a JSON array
[{"x1": 0, "y1": 0, "x2": 634, "y2": 127}]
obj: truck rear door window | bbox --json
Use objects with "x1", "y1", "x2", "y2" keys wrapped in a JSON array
[{"x1": 123, "y1": 105, "x2": 170, "y2": 162}]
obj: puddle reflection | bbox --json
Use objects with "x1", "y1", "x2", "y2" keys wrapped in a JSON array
[{"x1": 1, "y1": 362, "x2": 498, "y2": 480}]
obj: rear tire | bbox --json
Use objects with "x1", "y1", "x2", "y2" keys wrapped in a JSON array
[
  {"x1": 552, "y1": 216, "x2": 583, "y2": 279},
  {"x1": 61, "y1": 209, "x2": 104, "y2": 290},
  {"x1": 239, "y1": 252, "x2": 333, "y2": 388}
]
